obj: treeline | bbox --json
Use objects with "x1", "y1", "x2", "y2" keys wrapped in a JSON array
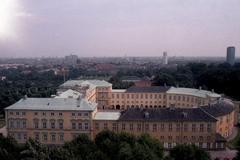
[
  {"x1": 0, "y1": 130, "x2": 211, "y2": 160},
  {"x1": 111, "y1": 63, "x2": 240, "y2": 100},
  {"x1": 0, "y1": 68, "x2": 63, "y2": 114}
]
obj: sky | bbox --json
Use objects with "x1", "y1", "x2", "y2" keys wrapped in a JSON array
[{"x1": 0, "y1": 0, "x2": 239, "y2": 58}]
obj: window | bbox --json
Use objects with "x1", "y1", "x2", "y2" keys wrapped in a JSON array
[
  {"x1": 145, "y1": 124, "x2": 149, "y2": 131},
  {"x1": 122, "y1": 123, "x2": 126, "y2": 130},
  {"x1": 169, "y1": 123, "x2": 172, "y2": 131},
  {"x1": 42, "y1": 112, "x2": 46, "y2": 116},
  {"x1": 85, "y1": 123, "x2": 89, "y2": 130},
  {"x1": 160, "y1": 136, "x2": 164, "y2": 140},
  {"x1": 43, "y1": 133, "x2": 48, "y2": 141},
  {"x1": 34, "y1": 132, "x2": 40, "y2": 141},
  {"x1": 9, "y1": 112, "x2": 13, "y2": 115},
  {"x1": 16, "y1": 120, "x2": 21, "y2": 128},
  {"x1": 51, "y1": 133, "x2": 56, "y2": 142},
  {"x1": 78, "y1": 113, "x2": 82, "y2": 116},
  {"x1": 112, "y1": 123, "x2": 117, "y2": 131},
  {"x1": 84, "y1": 113, "x2": 89, "y2": 117},
  {"x1": 130, "y1": 124, "x2": 133, "y2": 131},
  {"x1": 59, "y1": 121, "x2": 63, "y2": 129},
  {"x1": 50, "y1": 120, "x2": 55, "y2": 129},
  {"x1": 10, "y1": 120, "x2": 14, "y2": 128},
  {"x1": 200, "y1": 124, "x2": 204, "y2": 132},
  {"x1": 199, "y1": 136, "x2": 203, "y2": 141},
  {"x1": 78, "y1": 123, "x2": 82, "y2": 130},
  {"x1": 168, "y1": 136, "x2": 172, "y2": 140},
  {"x1": 72, "y1": 122, "x2": 76, "y2": 129},
  {"x1": 22, "y1": 112, "x2": 26, "y2": 116},
  {"x1": 176, "y1": 123, "x2": 180, "y2": 132},
  {"x1": 59, "y1": 133, "x2": 64, "y2": 142},
  {"x1": 137, "y1": 124, "x2": 141, "y2": 131},
  {"x1": 17, "y1": 133, "x2": 21, "y2": 140},
  {"x1": 22, "y1": 120, "x2": 26, "y2": 128},
  {"x1": 59, "y1": 113, "x2": 63, "y2": 116},
  {"x1": 192, "y1": 124, "x2": 196, "y2": 132},
  {"x1": 104, "y1": 123, "x2": 108, "y2": 130},
  {"x1": 160, "y1": 124, "x2": 164, "y2": 131},
  {"x1": 42, "y1": 120, "x2": 47, "y2": 129},
  {"x1": 153, "y1": 124, "x2": 157, "y2": 132},
  {"x1": 51, "y1": 112, "x2": 54, "y2": 116},
  {"x1": 23, "y1": 133, "x2": 27, "y2": 140},
  {"x1": 184, "y1": 124, "x2": 188, "y2": 132},
  {"x1": 72, "y1": 113, "x2": 75, "y2": 116},
  {"x1": 34, "y1": 119, "x2": 39, "y2": 129},
  {"x1": 34, "y1": 112, "x2": 38, "y2": 116},
  {"x1": 183, "y1": 136, "x2": 188, "y2": 140},
  {"x1": 95, "y1": 123, "x2": 99, "y2": 130},
  {"x1": 207, "y1": 124, "x2": 211, "y2": 132},
  {"x1": 192, "y1": 136, "x2": 196, "y2": 141},
  {"x1": 16, "y1": 112, "x2": 19, "y2": 115}
]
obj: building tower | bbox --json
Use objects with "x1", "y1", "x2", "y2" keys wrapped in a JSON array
[
  {"x1": 226, "y1": 46, "x2": 235, "y2": 65},
  {"x1": 163, "y1": 52, "x2": 168, "y2": 65}
]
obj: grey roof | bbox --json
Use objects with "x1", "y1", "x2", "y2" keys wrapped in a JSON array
[
  {"x1": 200, "y1": 99, "x2": 235, "y2": 117},
  {"x1": 119, "y1": 108, "x2": 217, "y2": 122},
  {"x1": 5, "y1": 98, "x2": 97, "y2": 111},
  {"x1": 167, "y1": 87, "x2": 221, "y2": 98},
  {"x1": 60, "y1": 80, "x2": 112, "y2": 88},
  {"x1": 94, "y1": 112, "x2": 121, "y2": 120},
  {"x1": 126, "y1": 86, "x2": 170, "y2": 93}
]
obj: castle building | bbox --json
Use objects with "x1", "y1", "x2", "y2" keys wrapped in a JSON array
[{"x1": 4, "y1": 80, "x2": 237, "y2": 150}]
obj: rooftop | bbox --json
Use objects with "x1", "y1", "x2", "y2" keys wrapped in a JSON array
[
  {"x1": 94, "y1": 111, "x2": 121, "y2": 120},
  {"x1": 60, "y1": 80, "x2": 112, "y2": 89},
  {"x1": 55, "y1": 89, "x2": 82, "y2": 99},
  {"x1": 119, "y1": 108, "x2": 217, "y2": 122},
  {"x1": 126, "y1": 86, "x2": 170, "y2": 93},
  {"x1": 167, "y1": 87, "x2": 221, "y2": 98},
  {"x1": 200, "y1": 99, "x2": 235, "y2": 117},
  {"x1": 5, "y1": 98, "x2": 97, "y2": 111}
]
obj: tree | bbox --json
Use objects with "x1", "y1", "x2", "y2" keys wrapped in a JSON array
[
  {"x1": 20, "y1": 139, "x2": 50, "y2": 160},
  {"x1": 169, "y1": 144, "x2": 210, "y2": 160},
  {"x1": 0, "y1": 135, "x2": 22, "y2": 160}
]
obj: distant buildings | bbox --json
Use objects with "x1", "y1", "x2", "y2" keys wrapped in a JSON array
[
  {"x1": 64, "y1": 55, "x2": 78, "y2": 67},
  {"x1": 163, "y1": 52, "x2": 168, "y2": 65},
  {"x1": 226, "y1": 47, "x2": 235, "y2": 65}
]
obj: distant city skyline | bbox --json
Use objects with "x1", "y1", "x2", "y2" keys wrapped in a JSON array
[{"x1": 0, "y1": 0, "x2": 239, "y2": 58}]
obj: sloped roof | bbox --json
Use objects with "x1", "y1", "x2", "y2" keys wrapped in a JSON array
[
  {"x1": 167, "y1": 87, "x2": 221, "y2": 98},
  {"x1": 119, "y1": 108, "x2": 217, "y2": 122},
  {"x1": 5, "y1": 98, "x2": 97, "y2": 111},
  {"x1": 126, "y1": 86, "x2": 170, "y2": 93},
  {"x1": 200, "y1": 99, "x2": 235, "y2": 117}
]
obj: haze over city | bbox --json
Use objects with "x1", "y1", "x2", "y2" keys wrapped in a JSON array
[{"x1": 0, "y1": 0, "x2": 239, "y2": 58}]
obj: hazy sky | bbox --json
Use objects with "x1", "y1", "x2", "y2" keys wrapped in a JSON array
[{"x1": 0, "y1": 0, "x2": 239, "y2": 57}]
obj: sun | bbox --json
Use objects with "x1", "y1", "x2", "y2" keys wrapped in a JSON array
[{"x1": 0, "y1": 0, "x2": 19, "y2": 39}]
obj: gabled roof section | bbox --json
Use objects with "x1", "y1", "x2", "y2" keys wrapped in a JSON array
[
  {"x1": 167, "y1": 87, "x2": 221, "y2": 98},
  {"x1": 5, "y1": 98, "x2": 97, "y2": 111},
  {"x1": 200, "y1": 99, "x2": 235, "y2": 117},
  {"x1": 119, "y1": 108, "x2": 217, "y2": 122},
  {"x1": 126, "y1": 86, "x2": 170, "y2": 93}
]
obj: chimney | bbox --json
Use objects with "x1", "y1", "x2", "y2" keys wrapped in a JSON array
[
  {"x1": 199, "y1": 86, "x2": 202, "y2": 90},
  {"x1": 23, "y1": 95, "x2": 27, "y2": 100},
  {"x1": 212, "y1": 89, "x2": 214, "y2": 93}
]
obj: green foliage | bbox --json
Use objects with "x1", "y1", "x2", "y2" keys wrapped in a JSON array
[
  {"x1": 0, "y1": 135, "x2": 22, "y2": 160},
  {"x1": 169, "y1": 144, "x2": 210, "y2": 160},
  {"x1": 95, "y1": 130, "x2": 164, "y2": 160},
  {"x1": 0, "y1": 131, "x2": 214, "y2": 160}
]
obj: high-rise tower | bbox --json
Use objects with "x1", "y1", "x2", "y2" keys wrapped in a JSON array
[
  {"x1": 163, "y1": 52, "x2": 168, "y2": 65},
  {"x1": 226, "y1": 46, "x2": 235, "y2": 65}
]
